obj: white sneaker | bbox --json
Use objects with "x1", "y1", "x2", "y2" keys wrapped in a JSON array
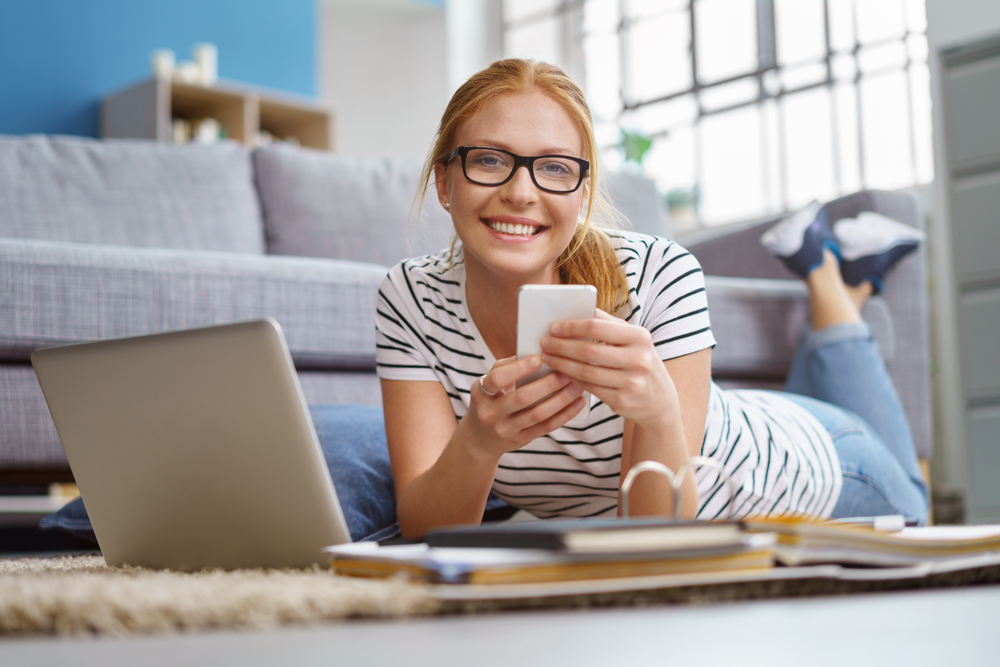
[
  {"x1": 759, "y1": 201, "x2": 838, "y2": 277},
  {"x1": 834, "y1": 212, "x2": 925, "y2": 292}
]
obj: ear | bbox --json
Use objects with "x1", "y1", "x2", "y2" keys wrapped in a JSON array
[{"x1": 433, "y1": 163, "x2": 450, "y2": 211}]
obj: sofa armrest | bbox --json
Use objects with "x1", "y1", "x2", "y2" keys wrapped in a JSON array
[
  {"x1": 686, "y1": 190, "x2": 932, "y2": 460},
  {"x1": 678, "y1": 190, "x2": 924, "y2": 279},
  {"x1": 706, "y1": 276, "x2": 895, "y2": 378},
  {"x1": 0, "y1": 238, "x2": 386, "y2": 370}
]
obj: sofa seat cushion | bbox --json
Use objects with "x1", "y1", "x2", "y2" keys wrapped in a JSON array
[
  {"x1": 0, "y1": 238, "x2": 385, "y2": 369},
  {"x1": 254, "y1": 144, "x2": 454, "y2": 267},
  {"x1": 0, "y1": 135, "x2": 265, "y2": 254},
  {"x1": 0, "y1": 363, "x2": 383, "y2": 469}
]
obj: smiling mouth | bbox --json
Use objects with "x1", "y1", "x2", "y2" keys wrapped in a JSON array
[{"x1": 483, "y1": 219, "x2": 545, "y2": 237}]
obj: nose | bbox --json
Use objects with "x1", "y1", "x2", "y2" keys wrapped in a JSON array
[{"x1": 498, "y1": 164, "x2": 538, "y2": 207}]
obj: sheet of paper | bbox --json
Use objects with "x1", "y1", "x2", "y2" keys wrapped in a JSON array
[
  {"x1": 896, "y1": 525, "x2": 1000, "y2": 542},
  {"x1": 324, "y1": 542, "x2": 572, "y2": 567}
]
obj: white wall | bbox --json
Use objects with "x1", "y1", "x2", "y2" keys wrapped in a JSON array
[
  {"x1": 925, "y1": 0, "x2": 1000, "y2": 496},
  {"x1": 319, "y1": 0, "x2": 449, "y2": 159},
  {"x1": 445, "y1": 0, "x2": 502, "y2": 93}
]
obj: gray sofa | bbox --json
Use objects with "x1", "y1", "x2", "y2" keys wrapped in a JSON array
[
  {"x1": 683, "y1": 190, "x2": 932, "y2": 465},
  {"x1": 0, "y1": 135, "x2": 932, "y2": 482}
]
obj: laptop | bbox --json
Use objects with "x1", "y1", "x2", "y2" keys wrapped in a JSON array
[{"x1": 31, "y1": 318, "x2": 352, "y2": 571}]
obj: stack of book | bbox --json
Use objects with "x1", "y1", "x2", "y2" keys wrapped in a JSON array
[
  {"x1": 746, "y1": 519, "x2": 1000, "y2": 567},
  {"x1": 324, "y1": 517, "x2": 1000, "y2": 589},
  {"x1": 326, "y1": 518, "x2": 773, "y2": 585}
]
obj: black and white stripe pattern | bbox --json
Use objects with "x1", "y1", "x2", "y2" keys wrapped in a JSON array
[{"x1": 376, "y1": 231, "x2": 841, "y2": 520}]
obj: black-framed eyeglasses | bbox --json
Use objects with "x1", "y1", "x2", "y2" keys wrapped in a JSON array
[{"x1": 446, "y1": 146, "x2": 590, "y2": 194}]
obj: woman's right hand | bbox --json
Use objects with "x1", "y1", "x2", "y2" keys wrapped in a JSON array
[{"x1": 466, "y1": 355, "x2": 586, "y2": 458}]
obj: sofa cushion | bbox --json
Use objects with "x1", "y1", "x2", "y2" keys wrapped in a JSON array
[
  {"x1": 604, "y1": 172, "x2": 672, "y2": 239},
  {"x1": 255, "y1": 145, "x2": 673, "y2": 267},
  {"x1": 0, "y1": 238, "x2": 384, "y2": 368},
  {"x1": 255, "y1": 144, "x2": 454, "y2": 267},
  {"x1": 0, "y1": 363, "x2": 384, "y2": 469},
  {"x1": 0, "y1": 135, "x2": 265, "y2": 254}
]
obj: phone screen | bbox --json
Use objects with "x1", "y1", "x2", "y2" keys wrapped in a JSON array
[{"x1": 516, "y1": 285, "x2": 597, "y2": 425}]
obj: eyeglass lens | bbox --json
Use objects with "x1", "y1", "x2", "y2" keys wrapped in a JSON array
[{"x1": 463, "y1": 148, "x2": 582, "y2": 192}]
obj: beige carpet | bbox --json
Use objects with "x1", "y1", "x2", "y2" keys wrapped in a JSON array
[
  {"x1": 6, "y1": 554, "x2": 1000, "y2": 637},
  {"x1": 0, "y1": 555, "x2": 439, "y2": 636}
]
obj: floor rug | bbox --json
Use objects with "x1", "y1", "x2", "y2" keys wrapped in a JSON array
[
  {"x1": 5, "y1": 555, "x2": 1000, "y2": 637},
  {"x1": 0, "y1": 555, "x2": 438, "y2": 636}
]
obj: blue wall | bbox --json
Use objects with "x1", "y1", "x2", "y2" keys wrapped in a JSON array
[{"x1": 0, "y1": 0, "x2": 316, "y2": 137}]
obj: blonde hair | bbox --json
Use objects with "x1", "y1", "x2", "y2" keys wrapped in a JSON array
[{"x1": 416, "y1": 58, "x2": 629, "y2": 314}]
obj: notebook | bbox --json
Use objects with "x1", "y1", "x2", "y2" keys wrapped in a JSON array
[
  {"x1": 425, "y1": 517, "x2": 747, "y2": 553},
  {"x1": 31, "y1": 318, "x2": 352, "y2": 571}
]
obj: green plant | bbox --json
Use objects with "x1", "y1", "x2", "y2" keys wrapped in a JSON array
[{"x1": 617, "y1": 129, "x2": 653, "y2": 165}]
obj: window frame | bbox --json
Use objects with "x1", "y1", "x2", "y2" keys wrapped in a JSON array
[{"x1": 501, "y1": 0, "x2": 932, "y2": 231}]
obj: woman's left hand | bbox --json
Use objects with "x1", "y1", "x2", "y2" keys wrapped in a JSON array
[{"x1": 540, "y1": 310, "x2": 681, "y2": 430}]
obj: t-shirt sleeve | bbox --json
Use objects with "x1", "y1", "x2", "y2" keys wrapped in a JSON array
[
  {"x1": 375, "y1": 269, "x2": 440, "y2": 382},
  {"x1": 639, "y1": 240, "x2": 717, "y2": 361}
]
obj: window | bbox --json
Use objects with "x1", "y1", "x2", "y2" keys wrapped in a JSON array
[{"x1": 502, "y1": 0, "x2": 933, "y2": 232}]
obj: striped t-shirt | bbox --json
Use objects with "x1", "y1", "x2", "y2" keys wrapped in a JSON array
[{"x1": 375, "y1": 231, "x2": 842, "y2": 520}]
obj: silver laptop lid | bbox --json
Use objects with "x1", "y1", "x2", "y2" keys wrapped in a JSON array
[{"x1": 31, "y1": 318, "x2": 351, "y2": 570}]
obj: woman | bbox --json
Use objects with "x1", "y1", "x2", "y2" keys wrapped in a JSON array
[{"x1": 376, "y1": 59, "x2": 928, "y2": 538}]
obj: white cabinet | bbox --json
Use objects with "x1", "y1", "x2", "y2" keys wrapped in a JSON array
[{"x1": 940, "y1": 35, "x2": 1000, "y2": 521}]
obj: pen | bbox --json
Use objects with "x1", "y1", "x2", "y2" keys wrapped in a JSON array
[{"x1": 828, "y1": 515, "x2": 919, "y2": 531}]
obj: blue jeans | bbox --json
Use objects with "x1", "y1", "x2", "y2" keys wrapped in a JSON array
[
  {"x1": 778, "y1": 322, "x2": 929, "y2": 523},
  {"x1": 311, "y1": 404, "x2": 510, "y2": 541},
  {"x1": 309, "y1": 404, "x2": 400, "y2": 542}
]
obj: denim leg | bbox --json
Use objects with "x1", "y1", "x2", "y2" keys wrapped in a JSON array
[
  {"x1": 783, "y1": 329, "x2": 813, "y2": 398},
  {"x1": 782, "y1": 322, "x2": 924, "y2": 491},
  {"x1": 779, "y1": 393, "x2": 929, "y2": 523},
  {"x1": 310, "y1": 404, "x2": 512, "y2": 542},
  {"x1": 309, "y1": 404, "x2": 401, "y2": 542}
]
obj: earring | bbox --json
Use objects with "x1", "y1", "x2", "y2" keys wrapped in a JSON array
[{"x1": 444, "y1": 203, "x2": 450, "y2": 209}]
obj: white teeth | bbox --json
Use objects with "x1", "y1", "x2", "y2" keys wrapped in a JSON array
[{"x1": 488, "y1": 220, "x2": 539, "y2": 237}]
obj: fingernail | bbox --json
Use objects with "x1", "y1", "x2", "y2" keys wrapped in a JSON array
[
  {"x1": 531, "y1": 355, "x2": 543, "y2": 368},
  {"x1": 550, "y1": 323, "x2": 562, "y2": 335},
  {"x1": 569, "y1": 383, "x2": 584, "y2": 395},
  {"x1": 540, "y1": 337, "x2": 550, "y2": 351}
]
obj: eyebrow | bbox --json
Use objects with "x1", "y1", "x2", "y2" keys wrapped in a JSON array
[{"x1": 465, "y1": 140, "x2": 582, "y2": 157}]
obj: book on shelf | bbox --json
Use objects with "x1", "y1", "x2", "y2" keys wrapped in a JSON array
[{"x1": 324, "y1": 532, "x2": 776, "y2": 585}]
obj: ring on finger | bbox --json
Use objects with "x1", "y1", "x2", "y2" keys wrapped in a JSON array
[{"x1": 479, "y1": 374, "x2": 498, "y2": 397}]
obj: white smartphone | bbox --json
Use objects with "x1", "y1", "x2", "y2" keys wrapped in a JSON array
[{"x1": 516, "y1": 284, "x2": 598, "y2": 426}]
